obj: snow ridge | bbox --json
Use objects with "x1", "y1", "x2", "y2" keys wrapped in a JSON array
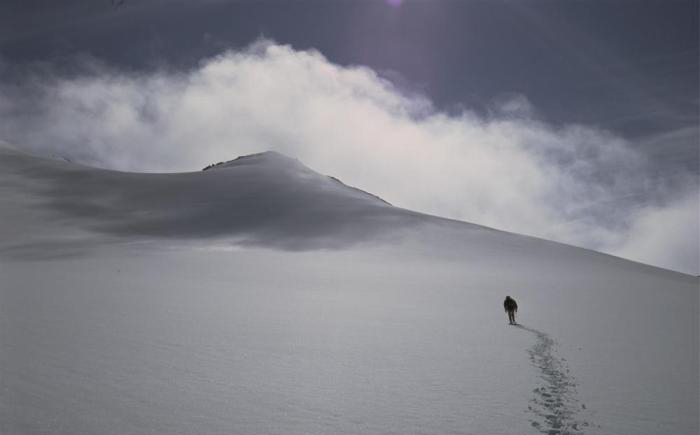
[{"x1": 516, "y1": 325, "x2": 594, "y2": 435}]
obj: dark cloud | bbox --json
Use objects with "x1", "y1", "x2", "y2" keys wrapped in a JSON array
[{"x1": 0, "y1": 1, "x2": 696, "y2": 140}]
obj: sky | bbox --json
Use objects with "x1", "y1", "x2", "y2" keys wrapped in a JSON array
[{"x1": 0, "y1": 0, "x2": 697, "y2": 274}]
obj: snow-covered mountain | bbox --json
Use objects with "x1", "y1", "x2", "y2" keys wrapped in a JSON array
[
  {"x1": 0, "y1": 146, "x2": 697, "y2": 435},
  {"x1": 1, "y1": 148, "x2": 444, "y2": 257}
]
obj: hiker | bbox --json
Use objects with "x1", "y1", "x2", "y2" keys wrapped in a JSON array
[{"x1": 504, "y1": 296, "x2": 518, "y2": 325}]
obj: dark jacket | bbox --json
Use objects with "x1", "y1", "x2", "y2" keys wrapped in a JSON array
[{"x1": 504, "y1": 297, "x2": 518, "y2": 312}]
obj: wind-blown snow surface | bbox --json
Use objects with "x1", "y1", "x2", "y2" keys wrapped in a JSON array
[{"x1": 0, "y1": 147, "x2": 697, "y2": 435}]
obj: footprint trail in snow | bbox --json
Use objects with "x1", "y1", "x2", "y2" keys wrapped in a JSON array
[{"x1": 515, "y1": 324, "x2": 594, "y2": 435}]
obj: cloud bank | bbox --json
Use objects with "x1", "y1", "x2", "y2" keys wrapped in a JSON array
[{"x1": 0, "y1": 40, "x2": 697, "y2": 274}]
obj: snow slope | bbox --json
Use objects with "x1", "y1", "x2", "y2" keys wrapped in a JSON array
[{"x1": 0, "y1": 146, "x2": 697, "y2": 435}]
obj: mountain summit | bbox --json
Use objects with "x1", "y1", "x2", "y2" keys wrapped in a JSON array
[{"x1": 202, "y1": 150, "x2": 302, "y2": 171}]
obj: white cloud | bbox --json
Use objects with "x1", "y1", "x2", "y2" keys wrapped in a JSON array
[
  {"x1": 612, "y1": 193, "x2": 698, "y2": 275},
  {"x1": 0, "y1": 40, "x2": 697, "y2": 274}
]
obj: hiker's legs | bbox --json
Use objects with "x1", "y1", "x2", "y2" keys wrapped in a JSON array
[{"x1": 507, "y1": 311, "x2": 514, "y2": 324}]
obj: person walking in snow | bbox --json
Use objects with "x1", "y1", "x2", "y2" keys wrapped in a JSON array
[{"x1": 504, "y1": 296, "x2": 518, "y2": 325}]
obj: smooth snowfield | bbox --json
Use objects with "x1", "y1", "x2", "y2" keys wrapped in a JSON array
[{"x1": 0, "y1": 147, "x2": 697, "y2": 435}]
